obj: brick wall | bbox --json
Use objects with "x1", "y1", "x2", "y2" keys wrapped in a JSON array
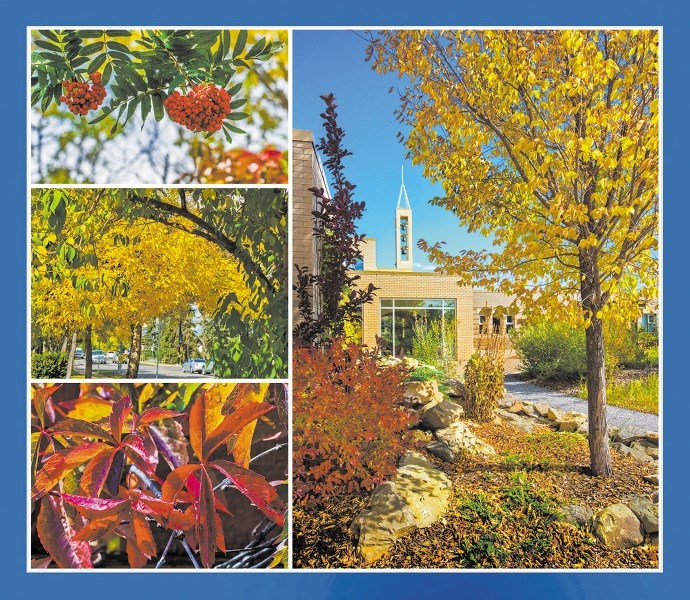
[{"x1": 292, "y1": 129, "x2": 329, "y2": 323}]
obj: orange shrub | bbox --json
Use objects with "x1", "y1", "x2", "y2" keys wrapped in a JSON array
[{"x1": 293, "y1": 341, "x2": 414, "y2": 504}]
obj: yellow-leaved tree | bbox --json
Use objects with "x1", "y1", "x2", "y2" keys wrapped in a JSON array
[{"x1": 368, "y1": 30, "x2": 659, "y2": 476}]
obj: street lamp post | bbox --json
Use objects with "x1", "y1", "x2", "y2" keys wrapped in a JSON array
[{"x1": 155, "y1": 318, "x2": 161, "y2": 380}]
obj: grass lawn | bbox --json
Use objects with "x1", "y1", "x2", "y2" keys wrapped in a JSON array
[{"x1": 577, "y1": 372, "x2": 659, "y2": 415}]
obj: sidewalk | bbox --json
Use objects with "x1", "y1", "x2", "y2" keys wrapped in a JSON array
[{"x1": 504, "y1": 374, "x2": 659, "y2": 433}]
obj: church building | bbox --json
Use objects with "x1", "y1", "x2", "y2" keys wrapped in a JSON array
[{"x1": 293, "y1": 129, "x2": 519, "y2": 365}]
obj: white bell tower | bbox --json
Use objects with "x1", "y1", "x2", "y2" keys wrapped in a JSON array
[{"x1": 395, "y1": 166, "x2": 413, "y2": 270}]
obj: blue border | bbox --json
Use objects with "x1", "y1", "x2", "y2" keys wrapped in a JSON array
[{"x1": 7, "y1": 1, "x2": 687, "y2": 597}]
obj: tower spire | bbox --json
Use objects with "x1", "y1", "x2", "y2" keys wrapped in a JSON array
[
  {"x1": 395, "y1": 165, "x2": 413, "y2": 269},
  {"x1": 397, "y1": 165, "x2": 411, "y2": 209}
]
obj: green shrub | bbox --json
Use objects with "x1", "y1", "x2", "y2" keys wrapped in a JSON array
[
  {"x1": 32, "y1": 352, "x2": 68, "y2": 378},
  {"x1": 411, "y1": 316, "x2": 455, "y2": 371},
  {"x1": 578, "y1": 372, "x2": 659, "y2": 414},
  {"x1": 511, "y1": 320, "x2": 587, "y2": 381},
  {"x1": 408, "y1": 365, "x2": 446, "y2": 382}
]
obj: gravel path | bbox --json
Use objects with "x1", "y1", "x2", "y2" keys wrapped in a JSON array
[{"x1": 504, "y1": 374, "x2": 659, "y2": 432}]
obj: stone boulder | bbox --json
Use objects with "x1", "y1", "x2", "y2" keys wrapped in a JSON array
[
  {"x1": 614, "y1": 425, "x2": 647, "y2": 445},
  {"x1": 402, "y1": 357, "x2": 420, "y2": 370},
  {"x1": 404, "y1": 380, "x2": 443, "y2": 406},
  {"x1": 497, "y1": 409, "x2": 535, "y2": 433},
  {"x1": 631, "y1": 440, "x2": 659, "y2": 460},
  {"x1": 547, "y1": 407, "x2": 563, "y2": 421},
  {"x1": 643, "y1": 473, "x2": 659, "y2": 485},
  {"x1": 561, "y1": 504, "x2": 594, "y2": 527},
  {"x1": 557, "y1": 411, "x2": 587, "y2": 432},
  {"x1": 645, "y1": 432, "x2": 659, "y2": 445},
  {"x1": 594, "y1": 504, "x2": 644, "y2": 549},
  {"x1": 625, "y1": 495, "x2": 659, "y2": 534},
  {"x1": 534, "y1": 403, "x2": 551, "y2": 417},
  {"x1": 421, "y1": 400, "x2": 464, "y2": 430},
  {"x1": 521, "y1": 403, "x2": 539, "y2": 418},
  {"x1": 425, "y1": 441, "x2": 456, "y2": 463},
  {"x1": 612, "y1": 442, "x2": 657, "y2": 464},
  {"x1": 351, "y1": 462, "x2": 452, "y2": 564},
  {"x1": 350, "y1": 483, "x2": 417, "y2": 564},
  {"x1": 507, "y1": 400, "x2": 525, "y2": 414},
  {"x1": 445, "y1": 380, "x2": 467, "y2": 399},
  {"x1": 398, "y1": 451, "x2": 430, "y2": 469},
  {"x1": 434, "y1": 422, "x2": 496, "y2": 456}
]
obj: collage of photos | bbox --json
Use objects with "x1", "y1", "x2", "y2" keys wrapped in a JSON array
[{"x1": 30, "y1": 27, "x2": 660, "y2": 572}]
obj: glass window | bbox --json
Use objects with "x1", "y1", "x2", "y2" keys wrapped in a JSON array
[
  {"x1": 380, "y1": 298, "x2": 456, "y2": 360},
  {"x1": 506, "y1": 315, "x2": 514, "y2": 332}
]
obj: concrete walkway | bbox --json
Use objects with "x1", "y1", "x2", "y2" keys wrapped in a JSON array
[{"x1": 504, "y1": 374, "x2": 659, "y2": 433}]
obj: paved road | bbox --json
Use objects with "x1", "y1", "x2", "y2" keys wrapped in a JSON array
[
  {"x1": 72, "y1": 359, "x2": 213, "y2": 380},
  {"x1": 504, "y1": 374, "x2": 659, "y2": 433}
]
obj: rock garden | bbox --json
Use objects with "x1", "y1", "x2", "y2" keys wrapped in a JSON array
[{"x1": 293, "y1": 351, "x2": 659, "y2": 569}]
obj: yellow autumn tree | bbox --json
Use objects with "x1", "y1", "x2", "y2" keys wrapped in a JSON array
[
  {"x1": 32, "y1": 202, "x2": 256, "y2": 377},
  {"x1": 368, "y1": 30, "x2": 659, "y2": 476}
]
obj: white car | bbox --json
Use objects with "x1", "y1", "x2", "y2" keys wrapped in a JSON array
[
  {"x1": 92, "y1": 350, "x2": 106, "y2": 364},
  {"x1": 106, "y1": 351, "x2": 118, "y2": 363},
  {"x1": 182, "y1": 358, "x2": 206, "y2": 374}
]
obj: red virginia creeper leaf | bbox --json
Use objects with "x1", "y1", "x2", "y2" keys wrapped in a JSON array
[
  {"x1": 161, "y1": 464, "x2": 200, "y2": 503},
  {"x1": 73, "y1": 514, "x2": 120, "y2": 542},
  {"x1": 31, "y1": 557, "x2": 53, "y2": 569},
  {"x1": 109, "y1": 395, "x2": 132, "y2": 442},
  {"x1": 221, "y1": 383, "x2": 270, "y2": 468},
  {"x1": 132, "y1": 495, "x2": 196, "y2": 531},
  {"x1": 197, "y1": 466, "x2": 217, "y2": 568},
  {"x1": 32, "y1": 385, "x2": 61, "y2": 429},
  {"x1": 32, "y1": 442, "x2": 111, "y2": 500},
  {"x1": 147, "y1": 421, "x2": 189, "y2": 470},
  {"x1": 136, "y1": 407, "x2": 185, "y2": 427},
  {"x1": 50, "y1": 419, "x2": 116, "y2": 443},
  {"x1": 202, "y1": 403, "x2": 274, "y2": 460},
  {"x1": 36, "y1": 495, "x2": 92, "y2": 568},
  {"x1": 211, "y1": 460, "x2": 285, "y2": 526},
  {"x1": 80, "y1": 448, "x2": 118, "y2": 497},
  {"x1": 62, "y1": 493, "x2": 128, "y2": 516}
]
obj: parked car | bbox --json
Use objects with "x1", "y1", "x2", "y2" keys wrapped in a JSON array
[
  {"x1": 182, "y1": 358, "x2": 206, "y2": 374},
  {"x1": 203, "y1": 360, "x2": 215, "y2": 376},
  {"x1": 92, "y1": 350, "x2": 106, "y2": 364},
  {"x1": 74, "y1": 347, "x2": 84, "y2": 359},
  {"x1": 106, "y1": 351, "x2": 118, "y2": 363}
]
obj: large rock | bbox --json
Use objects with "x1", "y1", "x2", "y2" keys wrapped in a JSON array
[
  {"x1": 393, "y1": 464, "x2": 453, "y2": 528},
  {"x1": 350, "y1": 483, "x2": 417, "y2": 564},
  {"x1": 402, "y1": 357, "x2": 420, "y2": 370},
  {"x1": 398, "y1": 451, "x2": 430, "y2": 469},
  {"x1": 614, "y1": 425, "x2": 647, "y2": 445},
  {"x1": 404, "y1": 380, "x2": 443, "y2": 405},
  {"x1": 557, "y1": 411, "x2": 587, "y2": 432},
  {"x1": 612, "y1": 442, "x2": 657, "y2": 464},
  {"x1": 351, "y1": 463, "x2": 452, "y2": 564},
  {"x1": 561, "y1": 504, "x2": 593, "y2": 527},
  {"x1": 421, "y1": 400, "x2": 464, "y2": 430},
  {"x1": 445, "y1": 380, "x2": 467, "y2": 399},
  {"x1": 507, "y1": 400, "x2": 525, "y2": 414},
  {"x1": 594, "y1": 504, "x2": 644, "y2": 549},
  {"x1": 547, "y1": 407, "x2": 563, "y2": 421},
  {"x1": 435, "y1": 422, "x2": 496, "y2": 456},
  {"x1": 426, "y1": 441, "x2": 456, "y2": 463},
  {"x1": 645, "y1": 432, "x2": 659, "y2": 445},
  {"x1": 631, "y1": 440, "x2": 659, "y2": 460},
  {"x1": 534, "y1": 403, "x2": 551, "y2": 417},
  {"x1": 643, "y1": 473, "x2": 659, "y2": 485},
  {"x1": 498, "y1": 409, "x2": 535, "y2": 433},
  {"x1": 625, "y1": 495, "x2": 659, "y2": 534}
]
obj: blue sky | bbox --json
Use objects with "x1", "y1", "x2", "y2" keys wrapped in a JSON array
[{"x1": 293, "y1": 29, "x2": 494, "y2": 270}]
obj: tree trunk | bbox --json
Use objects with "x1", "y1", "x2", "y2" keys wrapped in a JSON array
[
  {"x1": 65, "y1": 331, "x2": 77, "y2": 379},
  {"x1": 126, "y1": 324, "x2": 142, "y2": 378},
  {"x1": 579, "y1": 247, "x2": 612, "y2": 477},
  {"x1": 60, "y1": 334, "x2": 69, "y2": 353},
  {"x1": 84, "y1": 325, "x2": 93, "y2": 379},
  {"x1": 585, "y1": 317, "x2": 612, "y2": 476}
]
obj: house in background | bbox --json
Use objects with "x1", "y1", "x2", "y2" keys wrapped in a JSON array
[{"x1": 293, "y1": 129, "x2": 521, "y2": 365}]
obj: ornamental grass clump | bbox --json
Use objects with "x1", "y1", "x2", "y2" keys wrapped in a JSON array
[{"x1": 464, "y1": 333, "x2": 505, "y2": 422}]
